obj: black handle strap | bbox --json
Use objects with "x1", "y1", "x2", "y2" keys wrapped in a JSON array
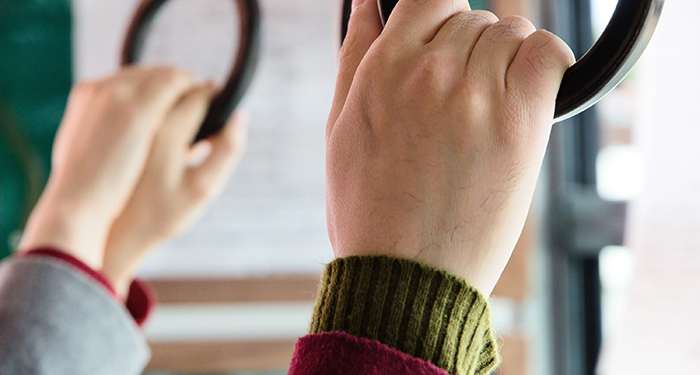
[
  {"x1": 341, "y1": 0, "x2": 665, "y2": 122},
  {"x1": 121, "y1": 0, "x2": 261, "y2": 142}
]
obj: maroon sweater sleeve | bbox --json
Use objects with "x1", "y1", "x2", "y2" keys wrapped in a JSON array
[
  {"x1": 20, "y1": 248, "x2": 156, "y2": 327},
  {"x1": 289, "y1": 332, "x2": 450, "y2": 375}
]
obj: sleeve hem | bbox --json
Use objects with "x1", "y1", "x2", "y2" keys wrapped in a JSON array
[
  {"x1": 309, "y1": 255, "x2": 500, "y2": 375},
  {"x1": 20, "y1": 248, "x2": 156, "y2": 327}
]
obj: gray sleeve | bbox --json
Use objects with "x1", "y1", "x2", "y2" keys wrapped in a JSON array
[{"x1": 0, "y1": 257, "x2": 150, "y2": 375}]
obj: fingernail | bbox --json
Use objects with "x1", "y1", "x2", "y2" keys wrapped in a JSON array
[{"x1": 352, "y1": 0, "x2": 366, "y2": 12}]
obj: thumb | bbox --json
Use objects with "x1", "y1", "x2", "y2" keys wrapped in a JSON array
[
  {"x1": 185, "y1": 111, "x2": 247, "y2": 200},
  {"x1": 328, "y1": 0, "x2": 382, "y2": 136}
]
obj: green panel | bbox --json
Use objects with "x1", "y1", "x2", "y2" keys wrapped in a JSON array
[
  {"x1": 0, "y1": 0, "x2": 73, "y2": 259},
  {"x1": 470, "y1": 0, "x2": 490, "y2": 10}
]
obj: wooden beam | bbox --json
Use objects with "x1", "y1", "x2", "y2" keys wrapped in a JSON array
[
  {"x1": 147, "y1": 275, "x2": 321, "y2": 304},
  {"x1": 147, "y1": 340, "x2": 296, "y2": 373}
]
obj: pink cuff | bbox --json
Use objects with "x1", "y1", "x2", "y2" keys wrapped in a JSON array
[{"x1": 20, "y1": 248, "x2": 156, "y2": 327}]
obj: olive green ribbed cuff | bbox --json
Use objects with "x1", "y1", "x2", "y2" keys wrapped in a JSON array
[{"x1": 310, "y1": 255, "x2": 500, "y2": 375}]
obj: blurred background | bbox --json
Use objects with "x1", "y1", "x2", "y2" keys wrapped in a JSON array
[{"x1": 0, "y1": 0, "x2": 697, "y2": 374}]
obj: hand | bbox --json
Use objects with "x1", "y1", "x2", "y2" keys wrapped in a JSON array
[
  {"x1": 326, "y1": 0, "x2": 574, "y2": 295},
  {"x1": 101, "y1": 87, "x2": 247, "y2": 297},
  {"x1": 20, "y1": 67, "x2": 197, "y2": 269}
]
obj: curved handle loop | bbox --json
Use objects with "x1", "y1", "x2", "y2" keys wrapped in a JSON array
[
  {"x1": 340, "y1": 0, "x2": 665, "y2": 123},
  {"x1": 122, "y1": 0, "x2": 261, "y2": 142}
]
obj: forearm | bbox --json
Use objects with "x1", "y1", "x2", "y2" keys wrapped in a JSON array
[{"x1": 19, "y1": 177, "x2": 112, "y2": 270}]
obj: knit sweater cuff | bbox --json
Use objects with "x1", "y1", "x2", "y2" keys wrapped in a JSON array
[{"x1": 309, "y1": 255, "x2": 500, "y2": 375}]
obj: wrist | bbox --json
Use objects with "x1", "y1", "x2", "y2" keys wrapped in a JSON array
[
  {"x1": 331, "y1": 223, "x2": 505, "y2": 297},
  {"x1": 103, "y1": 226, "x2": 159, "y2": 298},
  {"x1": 101, "y1": 258, "x2": 140, "y2": 299},
  {"x1": 20, "y1": 179, "x2": 111, "y2": 269},
  {"x1": 103, "y1": 272, "x2": 134, "y2": 300}
]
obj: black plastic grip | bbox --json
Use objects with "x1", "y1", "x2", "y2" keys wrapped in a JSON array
[
  {"x1": 121, "y1": 0, "x2": 261, "y2": 142},
  {"x1": 341, "y1": 0, "x2": 665, "y2": 123}
]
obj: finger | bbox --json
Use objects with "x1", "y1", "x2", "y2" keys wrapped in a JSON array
[
  {"x1": 137, "y1": 67, "x2": 199, "y2": 119},
  {"x1": 158, "y1": 83, "x2": 218, "y2": 149},
  {"x1": 186, "y1": 112, "x2": 247, "y2": 199},
  {"x1": 95, "y1": 65, "x2": 148, "y2": 87},
  {"x1": 505, "y1": 30, "x2": 574, "y2": 145},
  {"x1": 98, "y1": 66, "x2": 193, "y2": 104},
  {"x1": 468, "y1": 16, "x2": 537, "y2": 90},
  {"x1": 109, "y1": 65, "x2": 196, "y2": 91},
  {"x1": 428, "y1": 10, "x2": 498, "y2": 67},
  {"x1": 100, "y1": 67, "x2": 198, "y2": 132},
  {"x1": 328, "y1": 0, "x2": 382, "y2": 134},
  {"x1": 52, "y1": 81, "x2": 99, "y2": 168},
  {"x1": 383, "y1": 0, "x2": 470, "y2": 44},
  {"x1": 507, "y1": 30, "x2": 574, "y2": 107}
]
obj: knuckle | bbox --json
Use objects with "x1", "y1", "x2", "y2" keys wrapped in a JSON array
[
  {"x1": 72, "y1": 81, "x2": 98, "y2": 96},
  {"x1": 149, "y1": 67, "x2": 178, "y2": 84},
  {"x1": 521, "y1": 30, "x2": 569, "y2": 76},
  {"x1": 96, "y1": 79, "x2": 137, "y2": 102},
  {"x1": 470, "y1": 10, "x2": 500, "y2": 22},
  {"x1": 372, "y1": 40, "x2": 403, "y2": 66},
  {"x1": 152, "y1": 66, "x2": 179, "y2": 79},
  {"x1": 146, "y1": 66, "x2": 191, "y2": 89},
  {"x1": 453, "y1": 10, "x2": 499, "y2": 29},
  {"x1": 504, "y1": 15, "x2": 536, "y2": 30},
  {"x1": 530, "y1": 30, "x2": 573, "y2": 63},
  {"x1": 94, "y1": 89, "x2": 127, "y2": 113},
  {"x1": 437, "y1": 11, "x2": 497, "y2": 43},
  {"x1": 408, "y1": 49, "x2": 451, "y2": 87},
  {"x1": 485, "y1": 16, "x2": 534, "y2": 41},
  {"x1": 91, "y1": 83, "x2": 141, "y2": 124}
]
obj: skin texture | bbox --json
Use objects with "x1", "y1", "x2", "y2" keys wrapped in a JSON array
[
  {"x1": 326, "y1": 0, "x2": 574, "y2": 295},
  {"x1": 20, "y1": 67, "x2": 246, "y2": 290}
]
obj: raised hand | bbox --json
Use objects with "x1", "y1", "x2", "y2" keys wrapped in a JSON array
[
  {"x1": 102, "y1": 86, "x2": 246, "y2": 297},
  {"x1": 326, "y1": 0, "x2": 574, "y2": 295},
  {"x1": 21, "y1": 67, "x2": 198, "y2": 269}
]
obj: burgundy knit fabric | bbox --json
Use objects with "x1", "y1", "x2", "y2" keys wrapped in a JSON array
[
  {"x1": 21, "y1": 248, "x2": 155, "y2": 327},
  {"x1": 289, "y1": 332, "x2": 450, "y2": 375},
  {"x1": 125, "y1": 278, "x2": 156, "y2": 326}
]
